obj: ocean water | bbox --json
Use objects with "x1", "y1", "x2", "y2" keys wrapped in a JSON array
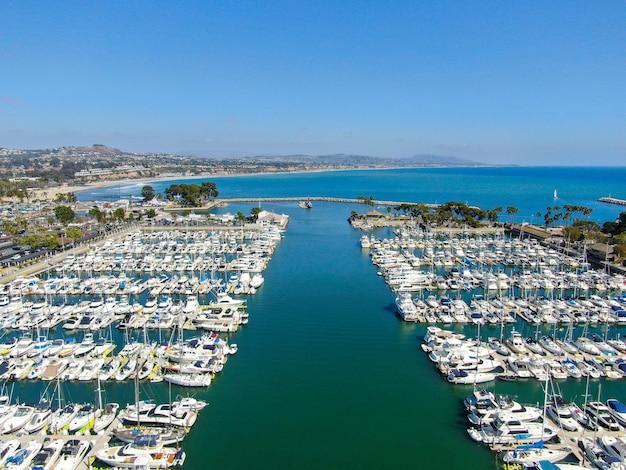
[
  {"x1": 79, "y1": 166, "x2": 626, "y2": 224},
  {"x1": 33, "y1": 167, "x2": 626, "y2": 469}
]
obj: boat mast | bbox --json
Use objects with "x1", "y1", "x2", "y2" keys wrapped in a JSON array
[
  {"x1": 134, "y1": 372, "x2": 140, "y2": 428},
  {"x1": 96, "y1": 372, "x2": 103, "y2": 411}
]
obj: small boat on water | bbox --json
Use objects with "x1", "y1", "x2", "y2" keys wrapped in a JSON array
[
  {"x1": 113, "y1": 425, "x2": 187, "y2": 446},
  {"x1": 580, "y1": 437, "x2": 622, "y2": 470},
  {"x1": 502, "y1": 441, "x2": 572, "y2": 465},
  {"x1": 53, "y1": 439, "x2": 91, "y2": 470},
  {"x1": 585, "y1": 401, "x2": 620, "y2": 431},
  {"x1": 599, "y1": 435, "x2": 626, "y2": 462},
  {"x1": 546, "y1": 396, "x2": 581, "y2": 432},
  {"x1": 0, "y1": 439, "x2": 20, "y2": 467},
  {"x1": 119, "y1": 401, "x2": 199, "y2": 428},
  {"x1": 468, "y1": 416, "x2": 558, "y2": 445},
  {"x1": 298, "y1": 200, "x2": 312, "y2": 209},
  {"x1": 23, "y1": 398, "x2": 52, "y2": 434},
  {"x1": 163, "y1": 372, "x2": 212, "y2": 387},
  {"x1": 468, "y1": 403, "x2": 543, "y2": 426},
  {"x1": 29, "y1": 437, "x2": 64, "y2": 470},
  {"x1": 606, "y1": 398, "x2": 626, "y2": 428},
  {"x1": 49, "y1": 403, "x2": 78, "y2": 434},
  {"x1": 93, "y1": 402, "x2": 119, "y2": 433},
  {"x1": 3, "y1": 439, "x2": 42, "y2": 469},
  {"x1": 68, "y1": 403, "x2": 99, "y2": 433},
  {"x1": 95, "y1": 434, "x2": 186, "y2": 468},
  {"x1": 0, "y1": 405, "x2": 35, "y2": 434},
  {"x1": 447, "y1": 368, "x2": 497, "y2": 385}
]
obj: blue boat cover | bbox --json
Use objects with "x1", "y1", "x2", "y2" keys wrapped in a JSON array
[
  {"x1": 518, "y1": 440, "x2": 544, "y2": 450},
  {"x1": 537, "y1": 462, "x2": 559, "y2": 470},
  {"x1": 609, "y1": 399, "x2": 626, "y2": 413}
]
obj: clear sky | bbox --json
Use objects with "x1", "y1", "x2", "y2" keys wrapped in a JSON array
[{"x1": 1, "y1": 1, "x2": 625, "y2": 165}]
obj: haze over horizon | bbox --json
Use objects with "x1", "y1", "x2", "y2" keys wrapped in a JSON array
[{"x1": 2, "y1": 1, "x2": 625, "y2": 166}]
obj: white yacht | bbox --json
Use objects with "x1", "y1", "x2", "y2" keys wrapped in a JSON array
[
  {"x1": 447, "y1": 368, "x2": 497, "y2": 385},
  {"x1": 395, "y1": 293, "x2": 419, "y2": 321},
  {"x1": 585, "y1": 401, "x2": 621, "y2": 431},
  {"x1": 53, "y1": 439, "x2": 91, "y2": 470},
  {"x1": 600, "y1": 435, "x2": 626, "y2": 462},
  {"x1": 29, "y1": 438, "x2": 64, "y2": 470},
  {"x1": 95, "y1": 434, "x2": 185, "y2": 469},
  {"x1": 468, "y1": 416, "x2": 558, "y2": 445},
  {"x1": 3, "y1": 439, "x2": 42, "y2": 468},
  {"x1": 0, "y1": 404, "x2": 35, "y2": 434},
  {"x1": 113, "y1": 425, "x2": 187, "y2": 446},
  {"x1": 22, "y1": 399, "x2": 53, "y2": 434},
  {"x1": 92, "y1": 402, "x2": 119, "y2": 433},
  {"x1": 163, "y1": 372, "x2": 212, "y2": 387},
  {"x1": 468, "y1": 404, "x2": 543, "y2": 426},
  {"x1": 68, "y1": 403, "x2": 99, "y2": 433},
  {"x1": 119, "y1": 401, "x2": 199, "y2": 428},
  {"x1": 49, "y1": 403, "x2": 79, "y2": 434},
  {"x1": 502, "y1": 445, "x2": 572, "y2": 465},
  {"x1": 546, "y1": 396, "x2": 582, "y2": 432},
  {"x1": 505, "y1": 329, "x2": 529, "y2": 355},
  {"x1": 606, "y1": 399, "x2": 626, "y2": 428},
  {"x1": 72, "y1": 333, "x2": 96, "y2": 358}
]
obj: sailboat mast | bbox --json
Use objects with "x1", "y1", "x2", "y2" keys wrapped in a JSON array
[{"x1": 96, "y1": 372, "x2": 103, "y2": 410}]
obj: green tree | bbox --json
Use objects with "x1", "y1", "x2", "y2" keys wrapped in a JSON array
[
  {"x1": 506, "y1": 206, "x2": 519, "y2": 223},
  {"x1": 54, "y1": 205, "x2": 75, "y2": 225},
  {"x1": 602, "y1": 211, "x2": 626, "y2": 236},
  {"x1": 113, "y1": 207, "x2": 125, "y2": 221},
  {"x1": 141, "y1": 185, "x2": 156, "y2": 202},
  {"x1": 42, "y1": 233, "x2": 60, "y2": 250},
  {"x1": 164, "y1": 182, "x2": 219, "y2": 207},
  {"x1": 236, "y1": 211, "x2": 247, "y2": 224},
  {"x1": 145, "y1": 208, "x2": 156, "y2": 218},
  {"x1": 88, "y1": 207, "x2": 106, "y2": 224},
  {"x1": 65, "y1": 226, "x2": 82, "y2": 241},
  {"x1": 54, "y1": 192, "x2": 77, "y2": 203}
]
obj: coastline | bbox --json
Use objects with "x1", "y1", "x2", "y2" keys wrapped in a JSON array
[{"x1": 34, "y1": 165, "x2": 509, "y2": 200}]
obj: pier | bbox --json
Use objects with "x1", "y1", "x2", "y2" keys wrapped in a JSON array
[{"x1": 598, "y1": 196, "x2": 626, "y2": 206}]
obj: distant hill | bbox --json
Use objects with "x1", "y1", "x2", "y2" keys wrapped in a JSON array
[
  {"x1": 403, "y1": 154, "x2": 483, "y2": 166},
  {"x1": 187, "y1": 152, "x2": 485, "y2": 167},
  {"x1": 73, "y1": 144, "x2": 130, "y2": 156}
]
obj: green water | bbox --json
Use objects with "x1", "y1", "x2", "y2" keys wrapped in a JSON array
[{"x1": 180, "y1": 203, "x2": 494, "y2": 469}]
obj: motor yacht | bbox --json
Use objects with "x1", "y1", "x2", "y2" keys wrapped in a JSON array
[
  {"x1": 95, "y1": 434, "x2": 185, "y2": 469},
  {"x1": 468, "y1": 416, "x2": 557, "y2": 445}
]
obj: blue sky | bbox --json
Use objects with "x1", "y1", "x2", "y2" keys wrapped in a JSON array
[{"x1": 1, "y1": 1, "x2": 624, "y2": 165}]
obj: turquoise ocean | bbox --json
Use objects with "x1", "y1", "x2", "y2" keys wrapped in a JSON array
[{"x1": 23, "y1": 166, "x2": 626, "y2": 469}]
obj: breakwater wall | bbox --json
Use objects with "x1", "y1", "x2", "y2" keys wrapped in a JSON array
[
  {"x1": 598, "y1": 196, "x2": 626, "y2": 206},
  {"x1": 217, "y1": 197, "x2": 438, "y2": 207}
]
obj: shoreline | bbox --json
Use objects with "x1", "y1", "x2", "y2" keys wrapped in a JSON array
[{"x1": 33, "y1": 165, "x2": 510, "y2": 200}]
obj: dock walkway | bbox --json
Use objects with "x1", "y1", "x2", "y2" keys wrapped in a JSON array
[{"x1": 7, "y1": 417, "x2": 122, "y2": 470}]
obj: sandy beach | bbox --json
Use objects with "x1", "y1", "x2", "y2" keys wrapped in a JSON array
[{"x1": 30, "y1": 174, "x2": 206, "y2": 201}]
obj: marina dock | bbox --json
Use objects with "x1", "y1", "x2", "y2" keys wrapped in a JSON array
[{"x1": 6, "y1": 417, "x2": 120, "y2": 470}]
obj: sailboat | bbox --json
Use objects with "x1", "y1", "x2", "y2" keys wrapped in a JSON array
[
  {"x1": 115, "y1": 372, "x2": 189, "y2": 445},
  {"x1": 554, "y1": 189, "x2": 558, "y2": 199},
  {"x1": 90, "y1": 373, "x2": 118, "y2": 433}
]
